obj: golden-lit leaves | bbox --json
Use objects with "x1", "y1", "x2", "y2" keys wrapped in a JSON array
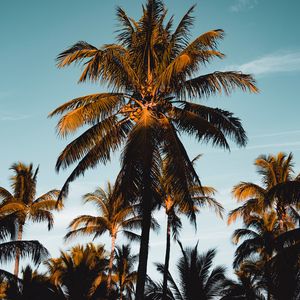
[
  {"x1": 179, "y1": 71, "x2": 258, "y2": 100},
  {"x1": 51, "y1": 94, "x2": 124, "y2": 137},
  {"x1": 52, "y1": 0, "x2": 258, "y2": 200},
  {"x1": 57, "y1": 41, "x2": 98, "y2": 68},
  {"x1": 232, "y1": 182, "x2": 266, "y2": 202}
]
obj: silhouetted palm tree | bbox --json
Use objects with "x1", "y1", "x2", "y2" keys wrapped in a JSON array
[
  {"x1": 158, "y1": 156, "x2": 223, "y2": 300},
  {"x1": 113, "y1": 245, "x2": 137, "y2": 300},
  {"x1": 145, "y1": 243, "x2": 226, "y2": 299},
  {"x1": 64, "y1": 182, "x2": 158, "y2": 290},
  {"x1": 0, "y1": 162, "x2": 61, "y2": 275},
  {"x1": 229, "y1": 153, "x2": 299, "y2": 229},
  {"x1": 221, "y1": 263, "x2": 265, "y2": 300},
  {"x1": 0, "y1": 214, "x2": 48, "y2": 282},
  {"x1": 45, "y1": 243, "x2": 111, "y2": 300},
  {"x1": 5, "y1": 266, "x2": 65, "y2": 300},
  {"x1": 232, "y1": 211, "x2": 295, "y2": 268},
  {"x1": 50, "y1": 1, "x2": 257, "y2": 296}
]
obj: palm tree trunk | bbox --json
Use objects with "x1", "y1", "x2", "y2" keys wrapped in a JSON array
[
  {"x1": 135, "y1": 194, "x2": 152, "y2": 300},
  {"x1": 119, "y1": 283, "x2": 124, "y2": 300},
  {"x1": 162, "y1": 214, "x2": 171, "y2": 300},
  {"x1": 107, "y1": 234, "x2": 116, "y2": 290},
  {"x1": 14, "y1": 223, "x2": 23, "y2": 276}
]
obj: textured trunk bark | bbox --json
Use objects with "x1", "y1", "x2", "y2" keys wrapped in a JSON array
[
  {"x1": 162, "y1": 214, "x2": 171, "y2": 300},
  {"x1": 107, "y1": 234, "x2": 116, "y2": 290},
  {"x1": 14, "y1": 223, "x2": 23, "y2": 277},
  {"x1": 135, "y1": 195, "x2": 152, "y2": 300}
]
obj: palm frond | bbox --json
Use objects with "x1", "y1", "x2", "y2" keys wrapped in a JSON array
[
  {"x1": 0, "y1": 240, "x2": 48, "y2": 265},
  {"x1": 178, "y1": 71, "x2": 258, "y2": 99},
  {"x1": 56, "y1": 41, "x2": 98, "y2": 68}
]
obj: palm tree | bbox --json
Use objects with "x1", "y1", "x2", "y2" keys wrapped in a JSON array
[
  {"x1": 64, "y1": 182, "x2": 158, "y2": 291},
  {"x1": 45, "y1": 243, "x2": 111, "y2": 300},
  {"x1": 158, "y1": 156, "x2": 223, "y2": 300},
  {"x1": 232, "y1": 210, "x2": 300, "y2": 299},
  {"x1": 4, "y1": 266, "x2": 66, "y2": 300},
  {"x1": 232, "y1": 211, "x2": 296, "y2": 268},
  {"x1": 0, "y1": 162, "x2": 61, "y2": 276},
  {"x1": 228, "y1": 153, "x2": 299, "y2": 228},
  {"x1": 145, "y1": 243, "x2": 226, "y2": 299},
  {"x1": 49, "y1": 1, "x2": 257, "y2": 296},
  {"x1": 221, "y1": 263, "x2": 265, "y2": 300},
  {"x1": 0, "y1": 214, "x2": 48, "y2": 282},
  {"x1": 112, "y1": 245, "x2": 137, "y2": 300}
]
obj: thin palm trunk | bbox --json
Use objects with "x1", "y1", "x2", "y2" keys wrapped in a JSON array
[
  {"x1": 14, "y1": 223, "x2": 23, "y2": 276},
  {"x1": 107, "y1": 234, "x2": 116, "y2": 290},
  {"x1": 120, "y1": 282, "x2": 124, "y2": 300},
  {"x1": 162, "y1": 214, "x2": 171, "y2": 300},
  {"x1": 135, "y1": 190, "x2": 152, "y2": 300}
]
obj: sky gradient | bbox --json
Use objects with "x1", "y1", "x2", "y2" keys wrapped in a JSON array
[{"x1": 1, "y1": 0, "x2": 300, "y2": 277}]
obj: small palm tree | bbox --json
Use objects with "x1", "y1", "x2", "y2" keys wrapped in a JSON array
[
  {"x1": 112, "y1": 245, "x2": 137, "y2": 300},
  {"x1": 221, "y1": 263, "x2": 265, "y2": 300},
  {"x1": 158, "y1": 156, "x2": 223, "y2": 300},
  {"x1": 228, "y1": 153, "x2": 299, "y2": 228},
  {"x1": 0, "y1": 162, "x2": 61, "y2": 276},
  {"x1": 232, "y1": 211, "x2": 291, "y2": 268},
  {"x1": 64, "y1": 182, "x2": 159, "y2": 290},
  {"x1": 5, "y1": 266, "x2": 65, "y2": 300},
  {"x1": 46, "y1": 243, "x2": 110, "y2": 300},
  {"x1": 145, "y1": 243, "x2": 226, "y2": 300}
]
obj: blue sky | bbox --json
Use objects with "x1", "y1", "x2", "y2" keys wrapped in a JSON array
[{"x1": 1, "y1": 0, "x2": 300, "y2": 278}]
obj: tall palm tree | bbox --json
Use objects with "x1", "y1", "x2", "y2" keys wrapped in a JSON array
[
  {"x1": 112, "y1": 245, "x2": 138, "y2": 300},
  {"x1": 158, "y1": 157, "x2": 223, "y2": 300},
  {"x1": 49, "y1": 1, "x2": 257, "y2": 296},
  {"x1": 64, "y1": 182, "x2": 159, "y2": 290},
  {"x1": 228, "y1": 153, "x2": 299, "y2": 228},
  {"x1": 45, "y1": 243, "x2": 111, "y2": 300},
  {"x1": 145, "y1": 243, "x2": 226, "y2": 299},
  {"x1": 0, "y1": 162, "x2": 61, "y2": 276}
]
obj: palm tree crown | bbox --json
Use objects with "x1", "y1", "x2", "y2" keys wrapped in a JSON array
[
  {"x1": 228, "y1": 152, "x2": 299, "y2": 226},
  {"x1": 145, "y1": 243, "x2": 226, "y2": 300},
  {"x1": 0, "y1": 162, "x2": 61, "y2": 276}
]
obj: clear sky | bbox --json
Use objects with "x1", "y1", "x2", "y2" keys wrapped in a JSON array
[{"x1": 1, "y1": 0, "x2": 300, "y2": 278}]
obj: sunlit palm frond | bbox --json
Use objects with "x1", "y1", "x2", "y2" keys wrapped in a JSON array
[
  {"x1": 232, "y1": 182, "x2": 266, "y2": 201},
  {"x1": 29, "y1": 209, "x2": 54, "y2": 230},
  {"x1": 227, "y1": 198, "x2": 263, "y2": 225},
  {"x1": 0, "y1": 188, "x2": 14, "y2": 203},
  {"x1": 57, "y1": 120, "x2": 132, "y2": 199},
  {"x1": 57, "y1": 41, "x2": 98, "y2": 68},
  {"x1": 178, "y1": 71, "x2": 258, "y2": 99}
]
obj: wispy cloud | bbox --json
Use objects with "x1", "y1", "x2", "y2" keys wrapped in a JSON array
[
  {"x1": 250, "y1": 130, "x2": 300, "y2": 139},
  {"x1": 230, "y1": 0, "x2": 258, "y2": 12},
  {"x1": 229, "y1": 52, "x2": 300, "y2": 76},
  {"x1": 0, "y1": 112, "x2": 30, "y2": 121},
  {"x1": 232, "y1": 141, "x2": 300, "y2": 152},
  {"x1": 207, "y1": 140, "x2": 300, "y2": 154}
]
